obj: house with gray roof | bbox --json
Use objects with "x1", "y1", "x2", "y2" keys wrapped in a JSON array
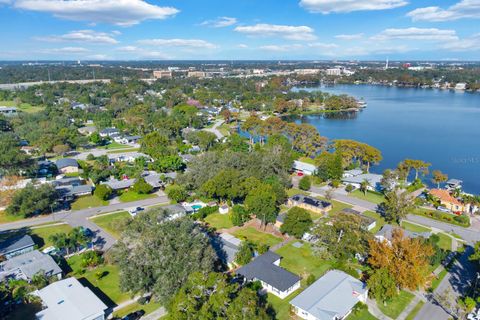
[
  {"x1": 342, "y1": 173, "x2": 383, "y2": 192},
  {"x1": 211, "y1": 233, "x2": 242, "y2": 269},
  {"x1": 236, "y1": 251, "x2": 301, "y2": 299},
  {"x1": 293, "y1": 160, "x2": 317, "y2": 176},
  {"x1": 0, "y1": 234, "x2": 35, "y2": 259},
  {"x1": 55, "y1": 158, "x2": 79, "y2": 174},
  {"x1": 375, "y1": 224, "x2": 431, "y2": 243},
  {"x1": 290, "y1": 270, "x2": 367, "y2": 320},
  {"x1": 35, "y1": 277, "x2": 108, "y2": 320},
  {"x1": 0, "y1": 250, "x2": 62, "y2": 282},
  {"x1": 101, "y1": 178, "x2": 135, "y2": 191}
]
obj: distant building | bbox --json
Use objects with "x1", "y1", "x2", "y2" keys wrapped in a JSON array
[
  {"x1": 0, "y1": 106, "x2": 18, "y2": 117},
  {"x1": 236, "y1": 251, "x2": 301, "y2": 299},
  {"x1": 55, "y1": 158, "x2": 79, "y2": 174},
  {"x1": 455, "y1": 83, "x2": 467, "y2": 90},
  {"x1": 153, "y1": 70, "x2": 172, "y2": 79},
  {"x1": 108, "y1": 152, "x2": 149, "y2": 164},
  {"x1": 446, "y1": 179, "x2": 463, "y2": 190},
  {"x1": 293, "y1": 160, "x2": 317, "y2": 176},
  {"x1": 34, "y1": 277, "x2": 108, "y2": 320},
  {"x1": 0, "y1": 234, "x2": 35, "y2": 259},
  {"x1": 187, "y1": 71, "x2": 206, "y2": 78},
  {"x1": 0, "y1": 250, "x2": 62, "y2": 282},
  {"x1": 99, "y1": 127, "x2": 120, "y2": 138},
  {"x1": 117, "y1": 135, "x2": 141, "y2": 145},
  {"x1": 288, "y1": 194, "x2": 332, "y2": 215},
  {"x1": 295, "y1": 69, "x2": 320, "y2": 75},
  {"x1": 290, "y1": 270, "x2": 367, "y2": 320},
  {"x1": 77, "y1": 126, "x2": 97, "y2": 136},
  {"x1": 325, "y1": 68, "x2": 342, "y2": 76}
]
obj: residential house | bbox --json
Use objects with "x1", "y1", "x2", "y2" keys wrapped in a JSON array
[
  {"x1": 341, "y1": 208, "x2": 376, "y2": 231},
  {"x1": 34, "y1": 277, "x2": 108, "y2": 320},
  {"x1": 446, "y1": 179, "x2": 463, "y2": 191},
  {"x1": 107, "y1": 152, "x2": 150, "y2": 164},
  {"x1": 117, "y1": 135, "x2": 141, "y2": 145},
  {"x1": 56, "y1": 185, "x2": 93, "y2": 201},
  {"x1": 290, "y1": 270, "x2": 367, "y2": 320},
  {"x1": 375, "y1": 224, "x2": 431, "y2": 243},
  {"x1": 0, "y1": 250, "x2": 62, "y2": 282},
  {"x1": 55, "y1": 158, "x2": 79, "y2": 174},
  {"x1": 153, "y1": 70, "x2": 172, "y2": 79},
  {"x1": 77, "y1": 126, "x2": 97, "y2": 136},
  {"x1": 293, "y1": 160, "x2": 317, "y2": 176},
  {"x1": 0, "y1": 106, "x2": 18, "y2": 117},
  {"x1": 342, "y1": 169, "x2": 363, "y2": 178},
  {"x1": 101, "y1": 178, "x2": 135, "y2": 191},
  {"x1": 342, "y1": 173, "x2": 383, "y2": 192},
  {"x1": 429, "y1": 189, "x2": 466, "y2": 213},
  {"x1": 0, "y1": 234, "x2": 35, "y2": 259},
  {"x1": 99, "y1": 127, "x2": 120, "y2": 138},
  {"x1": 211, "y1": 233, "x2": 242, "y2": 269},
  {"x1": 236, "y1": 251, "x2": 301, "y2": 299},
  {"x1": 288, "y1": 194, "x2": 332, "y2": 216},
  {"x1": 219, "y1": 205, "x2": 229, "y2": 214}
]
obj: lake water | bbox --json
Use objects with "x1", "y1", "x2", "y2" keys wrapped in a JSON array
[{"x1": 288, "y1": 85, "x2": 480, "y2": 194}]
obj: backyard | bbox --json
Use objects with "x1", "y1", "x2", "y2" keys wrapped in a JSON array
[
  {"x1": 0, "y1": 223, "x2": 74, "y2": 250},
  {"x1": 232, "y1": 226, "x2": 283, "y2": 248},
  {"x1": 90, "y1": 211, "x2": 131, "y2": 239},
  {"x1": 377, "y1": 290, "x2": 415, "y2": 319},
  {"x1": 204, "y1": 213, "x2": 233, "y2": 230},
  {"x1": 0, "y1": 100, "x2": 44, "y2": 113}
]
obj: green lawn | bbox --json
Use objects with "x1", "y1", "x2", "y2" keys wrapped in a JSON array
[
  {"x1": 377, "y1": 291, "x2": 415, "y2": 319},
  {"x1": 103, "y1": 142, "x2": 132, "y2": 150},
  {"x1": 30, "y1": 224, "x2": 73, "y2": 249},
  {"x1": 286, "y1": 188, "x2": 309, "y2": 197},
  {"x1": 107, "y1": 148, "x2": 140, "y2": 154},
  {"x1": 90, "y1": 211, "x2": 131, "y2": 239},
  {"x1": 412, "y1": 208, "x2": 469, "y2": 227},
  {"x1": 401, "y1": 221, "x2": 431, "y2": 233},
  {"x1": 71, "y1": 195, "x2": 108, "y2": 210},
  {"x1": 204, "y1": 213, "x2": 233, "y2": 230},
  {"x1": 430, "y1": 268, "x2": 448, "y2": 291},
  {"x1": 0, "y1": 100, "x2": 44, "y2": 113},
  {"x1": 351, "y1": 190, "x2": 385, "y2": 204},
  {"x1": 232, "y1": 227, "x2": 283, "y2": 247},
  {"x1": 68, "y1": 255, "x2": 130, "y2": 305},
  {"x1": 346, "y1": 305, "x2": 377, "y2": 320},
  {"x1": 437, "y1": 233, "x2": 453, "y2": 251},
  {"x1": 276, "y1": 241, "x2": 332, "y2": 281},
  {"x1": 113, "y1": 300, "x2": 163, "y2": 318},
  {"x1": 267, "y1": 291, "x2": 302, "y2": 320},
  {"x1": 119, "y1": 191, "x2": 156, "y2": 203},
  {"x1": 405, "y1": 301, "x2": 425, "y2": 320},
  {"x1": 297, "y1": 157, "x2": 316, "y2": 165},
  {"x1": 362, "y1": 210, "x2": 386, "y2": 233},
  {"x1": 0, "y1": 210, "x2": 26, "y2": 224}
]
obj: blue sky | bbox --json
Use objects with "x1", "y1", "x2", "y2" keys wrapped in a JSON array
[{"x1": 0, "y1": 0, "x2": 479, "y2": 60}]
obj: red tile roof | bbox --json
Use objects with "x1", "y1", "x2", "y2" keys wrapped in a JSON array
[{"x1": 430, "y1": 189, "x2": 463, "y2": 206}]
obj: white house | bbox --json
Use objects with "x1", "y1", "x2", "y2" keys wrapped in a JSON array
[
  {"x1": 290, "y1": 270, "x2": 367, "y2": 320},
  {"x1": 342, "y1": 173, "x2": 383, "y2": 192},
  {"x1": 293, "y1": 160, "x2": 317, "y2": 176},
  {"x1": 219, "y1": 205, "x2": 229, "y2": 214},
  {"x1": 35, "y1": 277, "x2": 108, "y2": 320},
  {"x1": 0, "y1": 250, "x2": 62, "y2": 282},
  {"x1": 236, "y1": 251, "x2": 301, "y2": 299}
]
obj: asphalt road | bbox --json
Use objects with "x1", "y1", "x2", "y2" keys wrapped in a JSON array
[{"x1": 71, "y1": 145, "x2": 140, "y2": 160}]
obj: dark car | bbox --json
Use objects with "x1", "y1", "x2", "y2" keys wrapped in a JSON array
[{"x1": 122, "y1": 310, "x2": 145, "y2": 320}]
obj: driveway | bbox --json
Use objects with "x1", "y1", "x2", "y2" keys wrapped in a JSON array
[{"x1": 203, "y1": 119, "x2": 225, "y2": 139}]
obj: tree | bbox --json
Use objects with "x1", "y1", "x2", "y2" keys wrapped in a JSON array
[
  {"x1": 140, "y1": 131, "x2": 171, "y2": 160},
  {"x1": 94, "y1": 184, "x2": 112, "y2": 201},
  {"x1": 166, "y1": 185, "x2": 188, "y2": 203},
  {"x1": 235, "y1": 242, "x2": 254, "y2": 265},
  {"x1": 0, "y1": 133, "x2": 32, "y2": 175},
  {"x1": 244, "y1": 185, "x2": 278, "y2": 228},
  {"x1": 368, "y1": 228, "x2": 433, "y2": 290},
  {"x1": 280, "y1": 207, "x2": 313, "y2": 238},
  {"x1": 312, "y1": 212, "x2": 372, "y2": 260},
  {"x1": 315, "y1": 150, "x2": 343, "y2": 182},
  {"x1": 367, "y1": 268, "x2": 397, "y2": 303},
  {"x1": 359, "y1": 179, "x2": 370, "y2": 196},
  {"x1": 80, "y1": 250, "x2": 104, "y2": 268},
  {"x1": 298, "y1": 175, "x2": 312, "y2": 191},
  {"x1": 230, "y1": 205, "x2": 250, "y2": 227},
  {"x1": 6, "y1": 184, "x2": 58, "y2": 217},
  {"x1": 53, "y1": 144, "x2": 71, "y2": 156},
  {"x1": 89, "y1": 131, "x2": 102, "y2": 144},
  {"x1": 380, "y1": 169, "x2": 397, "y2": 193},
  {"x1": 402, "y1": 159, "x2": 431, "y2": 180},
  {"x1": 112, "y1": 210, "x2": 217, "y2": 302},
  {"x1": 334, "y1": 140, "x2": 382, "y2": 172},
  {"x1": 132, "y1": 178, "x2": 153, "y2": 194},
  {"x1": 166, "y1": 272, "x2": 271, "y2": 320},
  {"x1": 381, "y1": 190, "x2": 415, "y2": 223},
  {"x1": 432, "y1": 170, "x2": 448, "y2": 188}
]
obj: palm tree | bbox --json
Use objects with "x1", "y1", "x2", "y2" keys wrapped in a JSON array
[{"x1": 360, "y1": 179, "x2": 371, "y2": 196}]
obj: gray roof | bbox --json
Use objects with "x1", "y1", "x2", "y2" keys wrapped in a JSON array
[
  {"x1": 56, "y1": 185, "x2": 93, "y2": 197},
  {"x1": 101, "y1": 179, "x2": 135, "y2": 190},
  {"x1": 290, "y1": 270, "x2": 366, "y2": 320},
  {"x1": 446, "y1": 179, "x2": 463, "y2": 186},
  {"x1": 100, "y1": 127, "x2": 119, "y2": 134},
  {"x1": 375, "y1": 224, "x2": 431, "y2": 241},
  {"x1": 0, "y1": 250, "x2": 62, "y2": 280},
  {"x1": 211, "y1": 233, "x2": 241, "y2": 266},
  {"x1": 341, "y1": 208, "x2": 376, "y2": 227},
  {"x1": 290, "y1": 194, "x2": 331, "y2": 210},
  {"x1": 35, "y1": 277, "x2": 107, "y2": 320},
  {"x1": 52, "y1": 177, "x2": 82, "y2": 187},
  {"x1": 55, "y1": 158, "x2": 78, "y2": 169},
  {"x1": 276, "y1": 213, "x2": 286, "y2": 223},
  {"x1": 293, "y1": 160, "x2": 317, "y2": 173},
  {"x1": 342, "y1": 173, "x2": 382, "y2": 186},
  {"x1": 236, "y1": 251, "x2": 301, "y2": 292},
  {"x1": 0, "y1": 234, "x2": 35, "y2": 256},
  {"x1": 343, "y1": 169, "x2": 363, "y2": 177}
]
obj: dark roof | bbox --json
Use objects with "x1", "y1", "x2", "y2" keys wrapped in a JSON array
[
  {"x1": 291, "y1": 194, "x2": 331, "y2": 209},
  {"x1": 0, "y1": 234, "x2": 35, "y2": 256},
  {"x1": 236, "y1": 251, "x2": 301, "y2": 292},
  {"x1": 55, "y1": 158, "x2": 78, "y2": 169},
  {"x1": 100, "y1": 127, "x2": 119, "y2": 134}
]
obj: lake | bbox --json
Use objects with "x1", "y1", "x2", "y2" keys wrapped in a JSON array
[{"x1": 288, "y1": 85, "x2": 480, "y2": 194}]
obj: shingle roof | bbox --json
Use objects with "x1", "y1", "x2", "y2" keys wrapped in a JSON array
[
  {"x1": 290, "y1": 270, "x2": 366, "y2": 320},
  {"x1": 0, "y1": 250, "x2": 62, "y2": 280},
  {"x1": 0, "y1": 234, "x2": 35, "y2": 256},
  {"x1": 211, "y1": 233, "x2": 241, "y2": 266},
  {"x1": 236, "y1": 251, "x2": 301, "y2": 292},
  {"x1": 293, "y1": 160, "x2": 317, "y2": 173},
  {"x1": 291, "y1": 194, "x2": 331, "y2": 209},
  {"x1": 375, "y1": 224, "x2": 431, "y2": 241},
  {"x1": 55, "y1": 158, "x2": 78, "y2": 169},
  {"x1": 101, "y1": 179, "x2": 135, "y2": 190},
  {"x1": 342, "y1": 173, "x2": 382, "y2": 186}
]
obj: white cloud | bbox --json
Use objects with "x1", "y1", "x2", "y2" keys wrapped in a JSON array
[
  {"x1": 335, "y1": 33, "x2": 364, "y2": 40},
  {"x1": 137, "y1": 39, "x2": 216, "y2": 49},
  {"x1": 441, "y1": 33, "x2": 480, "y2": 51},
  {"x1": 40, "y1": 46, "x2": 90, "y2": 54},
  {"x1": 8, "y1": 0, "x2": 179, "y2": 26},
  {"x1": 86, "y1": 54, "x2": 110, "y2": 60},
  {"x1": 260, "y1": 44, "x2": 305, "y2": 51},
  {"x1": 372, "y1": 28, "x2": 459, "y2": 41},
  {"x1": 116, "y1": 46, "x2": 170, "y2": 59},
  {"x1": 36, "y1": 30, "x2": 118, "y2": 44},
  {"x1": 200, "y1": 16, "x2": 237, "y2": 28},
  {"x1": 407, "y1": 0, "x2": 480, "y2": 22},
  {"x1": 308, "y1": 42, "x2": 338, "y2": 49},
  {"x1": 299, "y1": 0, "x2": 408, "y2": 14},
  {"x1": 234, "y1": 24, "x2": 316, "y2": 41},
  {"x1": 117, "y1": 46, "x2": 139, "y2": 52},
  {"x1": 237, "y1": 44, "x2": 249, "y2": 48}
]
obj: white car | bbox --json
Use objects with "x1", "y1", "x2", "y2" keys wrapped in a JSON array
[{"x1": 128, "y1": 207, "x2": 144, "y2": 217}]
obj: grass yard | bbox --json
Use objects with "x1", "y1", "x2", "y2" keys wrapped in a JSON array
[
  {"x1": 346, "y1": 305, "x2": 377, "y2": 320},
  {"x1": 0, "y1": 100, "x2": 44, "y2": 113},
  {"x1": 430, "y1": 269, "x2": 448, "y2": 291},
  {"x1": 102, "y1": 142, "x2": 132, "y2": 150},
  {"x1": 297, "y1": 157, "x2": 316, "y2": 165},
  {"x1": 286, "y1": 188, "x2": 309, "y2": 197},
  {"x1": 401, "y1": 221, "x2": 431, "y2": 233},
  {"x1": 112, "y1": 300, "x2": 162, "y2": 318},
  {"x1": 267, "y1": 291, "x2": 302, "y2": 320},
  {"x1": 351, "y1": 190, "x2": 385, "y2": 204},
  {"x1": 204, "y1": 213, "x2": 233, "y2": 230},
  {"x1": 119, "y1": 191, "x2": 156, "y2": 203},
  {"x1": 437, "y1": 233, "x2": 453, "y2": 251},
  {"x1": 377, "y1": 291, "x2": 415, "y2": 319},
  {"x1": 71, "y1": 195, "x2": 108, "y2": 210},
  {"x1": 0, "y1": 210, "x2": 26, "y2": 224},
  {"x1": 90, "y1": 211, "x2": 131, "y2": 239},
  {"x1": 107, "y1": 148, "x2": 140, "y2": 154},
  {"x1": 30, "y1": 223, "x2": 73, "y2": 249},
  {"x1": 362, "y1": 210, "x2": 386, "y2": 233},
  {"x1": 405, "y1": 301, "x2": 425, "y2": 320},
  {"x1": 68, "y1": 255, "x2": 130, "y2": 305},
  {"x1": 276, "y1": 242, "x2": 332, "y2": 282},
  {"x1": 232, "y1": 227, "x2": 283, "y2": 248}
]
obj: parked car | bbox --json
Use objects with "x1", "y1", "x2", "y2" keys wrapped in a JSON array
[
  {"x1": 128, "y1": 207, "x2": 145, "y2": 217},
  {"x1": 122, "y1": 310, "x2": 145, "y2": 320},
  {"x1": 437, "y1": 206, "x2": 451, "y2": 213}
]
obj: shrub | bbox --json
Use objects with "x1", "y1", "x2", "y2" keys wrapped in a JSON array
[
  {"x1": 298, "y1": 176, "x2": 311, "y2": 191},
  {"x1": 133, "y1": 178, "x2": 153, "y2": 194},
  {"x1": 306, "y1": 274, "x2": 316, "y2": 286},
  {"x1": 345, "y1": 184, "x2": 354, "y2": 193},
  {"x1": 86, "y1": 153, "x2": 95, "y2": 161},
  {"x1": 166, "y1": 185, "x2": 188, "y2": 203},
  {"x1": 454, "y1": 214, "x2": 469, "y2": 225},
  {"x1": 330, "y1": 179, "x2": 341, "y2": 188},
  {"x1": 230, "y1": 205, "x2": 250, "y2": 227},
  {"x1": 94, "y1": 184, "x2": 112, "y2": 201},
  {"x1": 192, "y1": 206, "x2": 218, "y2": 220},
  {"x1": 80, "y1": 250, "x2": 104, "y2": 268},
  {"x1": 137, "y1": 297, "x2": 148, "y2": 305},
  {"x1": 257, "y1": 244, "x2": 269, "y2": 255}
]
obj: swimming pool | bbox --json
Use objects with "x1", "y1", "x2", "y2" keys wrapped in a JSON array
[{"x1": 192, "y1": 204, "x2": 203, "y2": 211}]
